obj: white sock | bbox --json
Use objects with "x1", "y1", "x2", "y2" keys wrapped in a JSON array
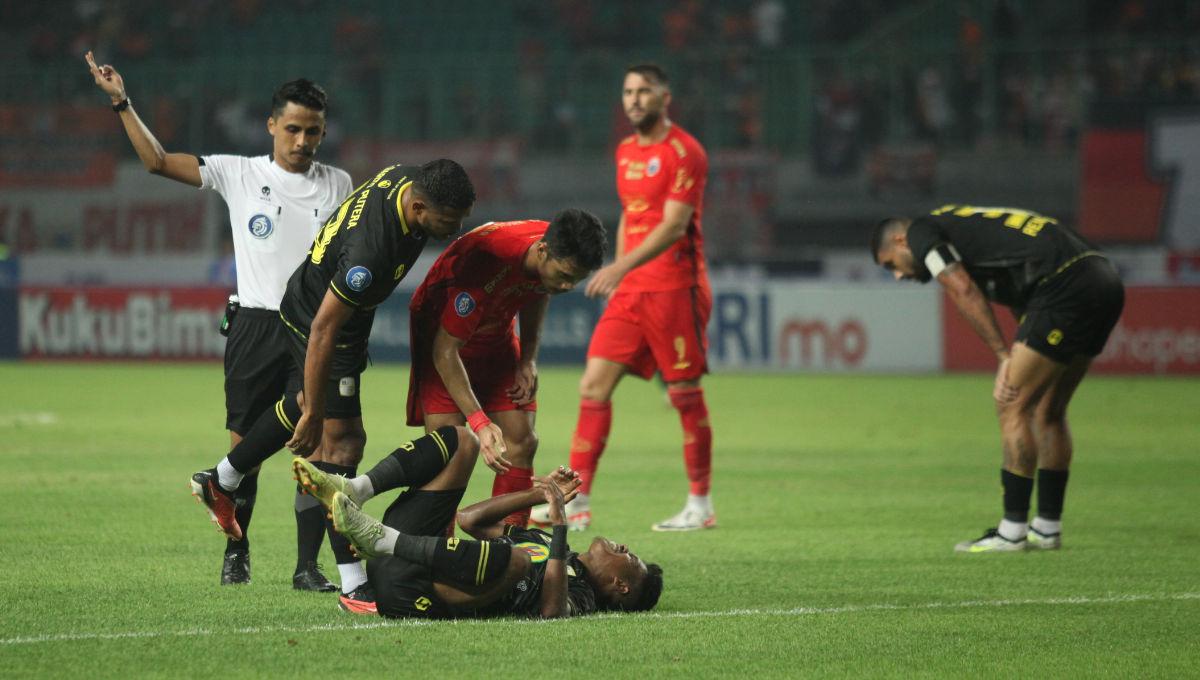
[
  {"x1": 374, "y1": 525, "x2": 400, "y2": 556},
  {"x1": 686, "y1": 494, "x2": 712, "y2": 515},
  {"x1": 997, "y1": 518, "x2": 1028, "y2": 541},
  {"x1": 348, "y1": 476, "x2": 375, "y2": 502},
  {"x1": 215, "y1": 458, "x2": 243, "y2": 492},
  {"x1": 1031, "y1": 516, "x2": 1062, "y2": 535},
  {"x1": 566, "y1": 492, "x2": 590, "y2": 513},
  {"x1": 338, "y1": 562, "x2": 368, "y2": 594}
]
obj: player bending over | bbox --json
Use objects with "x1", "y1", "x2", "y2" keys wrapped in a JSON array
[{"x1": 293, "y1": 429, "x2": 663, "y2": 618}]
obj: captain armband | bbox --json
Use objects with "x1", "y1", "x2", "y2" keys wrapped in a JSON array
[{"x1": 924, "y1": 243, "x2": 962, "y2": 278}]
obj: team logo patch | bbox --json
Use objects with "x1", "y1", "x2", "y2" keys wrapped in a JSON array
[
  {"x1": 514, "y1": 542, "x2": 550, "y2": 564},
  {"x1": 1047, "y1": 329, "x2": 1064, "y2": 346},
  {"x1": 414, "y1": 596, "x2": 431, "y2": 612},
  {"x1": 377, "y1": 179, "x2": 392, "y2": 188},
  {"x1": 338, "y1": 376, "x2": 357, "y2": 397},
  {"x1": 248, "y1": 214, "x2": 274, "y2": 239},
  {"x1": 646, "y1": 156, "x2": 662, "y2": 177},
  {"x1": 346, "y1": 266, "x2": 373, "y2": 292},
  {"x1": 454, "y1": 291, "x2": 476, "y2": 317},
  {"x1": 261, "y1": 186, "x2": 271, "y2": 196},
  {"x1": 393, "y1": 264, "x2": 407, "y2": 280}
]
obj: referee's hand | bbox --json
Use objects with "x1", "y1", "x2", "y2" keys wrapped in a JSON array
[{"x1": 85, "y1": 51, "x2": 126, "y2": 104}]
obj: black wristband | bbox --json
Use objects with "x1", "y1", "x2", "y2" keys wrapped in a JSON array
[
  {"x1": 549, "y1": 524, "x2": 568, "y2": 560},
  {"x1": 112, "y1": 98, "x2": 130, "y2": 113}
]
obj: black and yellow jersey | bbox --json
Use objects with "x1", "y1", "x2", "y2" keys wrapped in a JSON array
[
  {"x1": 474, "y1": 527, "x2": 597, "y2": 618},
  {"x1": 279, "y1": 164, "x2": 427, "y2": 350},
  {"x1": 907, "y1": 204, "x2": 1097, "y2": 308}
]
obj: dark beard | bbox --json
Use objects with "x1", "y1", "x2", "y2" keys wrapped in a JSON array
[{"x1": 632, "y1": 109, "x2": 661, "y2": 134}]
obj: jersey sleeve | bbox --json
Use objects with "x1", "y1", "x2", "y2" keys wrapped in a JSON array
[
  {"x1": 906, "y1": 218, "x2": 961, "y2": 281},
  {"x1": 437, "y1": 249, "x2": 494, "y2": 341},
  {"x1": 665, "y1": 140, "x2": 707, "y2": 207},
  {"x1": 198, "y1": 154, "x2": 244, "y2": 198},
  {"x1": 328, "y1": 207, "x2": 392, "y2": 308}
]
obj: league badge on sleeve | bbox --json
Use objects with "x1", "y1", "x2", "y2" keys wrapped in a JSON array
[
  {"x1": 454, "y1": 291, "x2": 476, "y2": 317},
  {"x1": 346, "y1": 266, "x2": 373, "y2": 292},
  {"x1": 248, "y1": 214, "x2": 274, "y2": 239}
]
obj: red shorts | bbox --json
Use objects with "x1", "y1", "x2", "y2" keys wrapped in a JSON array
[
  {"x1": 587, "y1": 286, "x2": 711, "y2": 381},
  {"x1": 406, "y1": 331, "x2": 537, "y2": 427}
]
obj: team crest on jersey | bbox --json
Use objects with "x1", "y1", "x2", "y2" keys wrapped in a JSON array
[
  {"x1": 455, "y1": 292, "x2": 476, "y2": 317},
  {"x1": 377, "y1": 179, "x2": 392, "y2": 188},
  {"x1": 514, "y1": 542, "x2": 550, "y2": 564},
  {"x1": 261, "y1": 186, "x2": 270, "y2": 196},
  {"x1": 248, "y1": 214, "x2": 273, "y2": 239},
  {"x1": 646, "y1": 156, "x2": 662, "y2": 177},
  {"x1": 346, "y1": 266, "x2": 373, "y2": 292}
]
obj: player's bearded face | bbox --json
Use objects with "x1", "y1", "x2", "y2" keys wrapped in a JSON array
[
  {"x1": 268, "y1": 102, "x2": 325, "y2": 172},
  {"x1": 416, "y1": 205, "x2": 470, "y2": 240},
  {"x1": 622, "y1": 73, "x2": 668, "y2": 132}
]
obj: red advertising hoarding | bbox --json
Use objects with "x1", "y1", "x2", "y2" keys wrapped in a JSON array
[{"x1": 942, "y1": 287, "x2": 1200, "y2": 374}]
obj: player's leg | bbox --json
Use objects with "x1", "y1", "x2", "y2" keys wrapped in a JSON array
[
  {"x1": 956, "y1": 341, "x2": 1063, "y2": 553},
  {"x1": 1028, "y1": 355, "x2": 1091, "y2": 549},
  {"x1": 316, "y1": 415, "x2": 372, "y2": 607},
  {"x1": 645, "y1": 286, "x2": 716, "y2": 532},
  {"x1": 489, "y1": 409, "x2": 538, "y2": 527}
]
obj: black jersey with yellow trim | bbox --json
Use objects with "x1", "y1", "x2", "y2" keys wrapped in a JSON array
[
  {"x1": 473, "y1": 527, "x2": 597, "y2": 618},
  {"x1": 279, "y1": 164, "x2": 427, "y2": 350},
  {"x1": 906, "y1": 204, "x2": 1096, "y2": 308}
]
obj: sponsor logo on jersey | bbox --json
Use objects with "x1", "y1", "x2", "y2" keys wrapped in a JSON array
[
  {"x1": 248, "y1": 214, "x2": 274, "y2": 239},
  {"x1": 346, "y1": 266, "x2": 373, "y2": 292},
  {"x1": 455, "y1": 291, "x2": 476, "y2": 317},
  {"x1": 514, "y1": 542, "x2": 550, "y2": 564},
  {"x1": 261, "y1": 186, "x2": 271, "y2": 196},
  {"x1": 646, "y1": 156, "x2": 662, "y2": 177}
]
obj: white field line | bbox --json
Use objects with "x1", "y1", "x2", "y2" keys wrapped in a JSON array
[
  {"x1": 2, "y1": 591, "x2": 1197, "y2": 646},
  {"x1": 0, "y1": 412, "x2": 58, "y2": 427}
]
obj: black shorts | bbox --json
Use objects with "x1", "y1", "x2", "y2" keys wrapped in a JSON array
[
  {"x1": 224, "y1": 308, "x2": 298, "y2": 435},
  {"x1": 367, "y1": 488, "x2": 467, "y2": 619},
  {"x1": 280, "y1": 314, "x2": 368, "y2": 420},
  {"x1": 1015, "y1": 255, "x2": 1125, "y2": 364}
]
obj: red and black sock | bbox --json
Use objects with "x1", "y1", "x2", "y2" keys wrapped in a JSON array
[
  {"x1": 567, "y1": 399, "x2": 612, "y2": 495},
  {"x1": 669, "y1": 387, "x2": 713, "y2": 496},
  {"x1": 491, "y1": 466, "x2": 534, "y2": 527}
]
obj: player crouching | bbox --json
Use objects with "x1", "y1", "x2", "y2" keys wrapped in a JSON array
[{"x1": 293, "y1": 428, "x2": 663, "y2": 618}]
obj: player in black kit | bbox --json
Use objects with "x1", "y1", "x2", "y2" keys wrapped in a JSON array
[
  {"x1": 191, "y1": 159, "x2": 475, "y2": 612},
  {"x1": 871, "y1": 205, "x2": 1124, "y2": 553},
  {"x1": 292, "y1": 433, "x2": 663, "y2": 618}
]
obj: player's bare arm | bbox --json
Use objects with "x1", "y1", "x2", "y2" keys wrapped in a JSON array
[
  {"x1": 508, "y1": 296, "x2": 549, "y2": 406},
  {"x1": 586, "y1": 200, "x2": 694, "y2": 298},
  {"x1": 536, "y1": 482, "x2": 571, "y2": 618},
  {"x1": 431, "y1": 325, "x2": 512, "y2": 473},
  {"x1": 454, "y1": 472, "x2": 576, "y2": 540},
  {"x1": 287, "y1": 289, "x2": 355, "y2": 455},
  {"x1": 937, "y1": 263, "x2": 1015, "y2": 402},
  {"x1": 85, "y1": 51, "x2": 202, "y2": 187}
]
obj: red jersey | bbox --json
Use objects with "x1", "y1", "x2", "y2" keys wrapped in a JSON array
[
  {"x1": 614, "y1": 124, "x2": 709, "y2": 292},
  {"x1": 409, "y1": 220, "x2": 548, "y2": 357}
]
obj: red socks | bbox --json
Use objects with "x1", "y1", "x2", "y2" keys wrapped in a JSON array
[
  {"x1": 567, "y1": 399, "x2": 612, "y2": 495},
  {"x1": 669, "y1": 387, "x2": 712, "y2": 496},
  {"x1": 492, "y1": 466, "x2": 534, "y2": 527}
]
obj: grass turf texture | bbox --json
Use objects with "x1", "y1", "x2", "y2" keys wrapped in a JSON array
[{"x1": 1, "y1": 362, "x2": 1197, "y2": 678}]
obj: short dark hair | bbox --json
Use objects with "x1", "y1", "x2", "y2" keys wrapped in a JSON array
[
  {"x1": 545, "y1": 208, "x2": 607, "y2": 272},
  {"x1": 626, "y1": 563, "x2": 664, "y2": 612},
  {"x1": 869, "y1": 217, "x2": 908, "y2": 263},
  {"x1": 413, "y1": 159, "x2": 476, "y2": 211},
  {"x1": 626, "y1": 63, "x2": 669, "y2": 87},
  {"x1": 271, "y1": 79, "x2": 328, "y2": 117}
]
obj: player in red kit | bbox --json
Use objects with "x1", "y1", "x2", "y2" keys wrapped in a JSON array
[
  {"x1": 407, "y1": 210, "x2": 607, "y2": 527},
  {"x1": 531, "y1": 64, "x2": 715, "y2": 532}
]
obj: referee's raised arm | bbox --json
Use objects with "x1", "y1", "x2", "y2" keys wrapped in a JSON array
[{"x1": 85, "y1": 50, "x2": 202, "y2": 187}]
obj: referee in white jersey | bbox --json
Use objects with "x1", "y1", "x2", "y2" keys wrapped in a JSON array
[{"x1": 87, "y1": 51, "x2": 354, "y2": 589}]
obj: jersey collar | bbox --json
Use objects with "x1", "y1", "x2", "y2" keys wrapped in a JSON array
[{"x1": 395, "y1": 181, "x2": 414, "y2": 236}]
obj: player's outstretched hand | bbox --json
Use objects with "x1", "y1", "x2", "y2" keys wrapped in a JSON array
[
  {"x1": 584, "y1": 262, "x2": 626, "y2": 299},
  {"x1": 993, "y1": 356, "x2": 1018, "y2": 403},
  {"x1": 286, "y1": 413, "x2": 323, "y2": 457},
  {"x1": 477, "y1": 422, "x2": 512, "y2": 474},
  {"x1": 506, "y1": 360, "x2": 538, "y2": 406},
  {"x1": 541, "y1": 475, "x2": 567, "y2": 525},
  {"x1": 535, "y1": 466, "x2": 582, "y2": 504},
  {"x1": 85, "y1": 51, "x2": 126, "y2": 103}
]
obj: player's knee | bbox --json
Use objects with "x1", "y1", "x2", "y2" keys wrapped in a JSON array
[
  {"x1": 506, "y1": 430, "x2": 539, "y2": 467},
  {"x1": 453, "y1": 426, "x2": 479, "y2": 459},
  {"x1": 324, "y1": 427, "x2": 367, "y2": 466},
  {"x1": 1035, "y1": 399, "x2": 1068, "y2": 428},
  {"x1": 578, "y1": 376, "x2": 612, "y2": 403}
]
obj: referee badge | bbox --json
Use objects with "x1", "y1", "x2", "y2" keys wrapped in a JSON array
[
  {"x1": 248, "y1": 214, "x2": 274, "y2": 239},
  {"x1": 346, "y1": 266, "x2": 373, "y2": 292},
  {"x1": 455, "y1": 291, "x2": 476, "y2": 317}
]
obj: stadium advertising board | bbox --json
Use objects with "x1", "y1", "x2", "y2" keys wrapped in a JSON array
[
  {"x1": 709, "y1": 282, "x2": 942, "y2": 372},
  {"x1": 18, "y1": 287, "x2": 227, "y2": 360},
  {"x1": 941, "y1": 287, "x2": 1200, "y2": 375}
]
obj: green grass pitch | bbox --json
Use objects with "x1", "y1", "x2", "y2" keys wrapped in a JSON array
[{"x1": 1, "y1": 362, "x2": 1197, "y2": 678}]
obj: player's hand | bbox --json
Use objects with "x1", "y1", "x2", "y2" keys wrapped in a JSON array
[
  {"x1": 85, "y1": 51, "x2": 126, "y2": 104},
  {"x1": 541, "y1": 476, "x2": 567, "y2": 525},
  {"x1": 507, "y1": 360, "x2": 538, "y2": 406},
  {"x1": 534, "y1": 466, "x2": 582, "y2": 504},
  {"x1": 993, "y1": 356, "x2": 1018, "y2": 403},
  {"x1": 477, "y1": 422, "x2": 512, "y2": 474},
  {"x1": 584, "y1": 262, "x2": 626, "y2": 299},
  {"x1": 286, "y1": 412, "x2": 323, "y2": 457}
]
